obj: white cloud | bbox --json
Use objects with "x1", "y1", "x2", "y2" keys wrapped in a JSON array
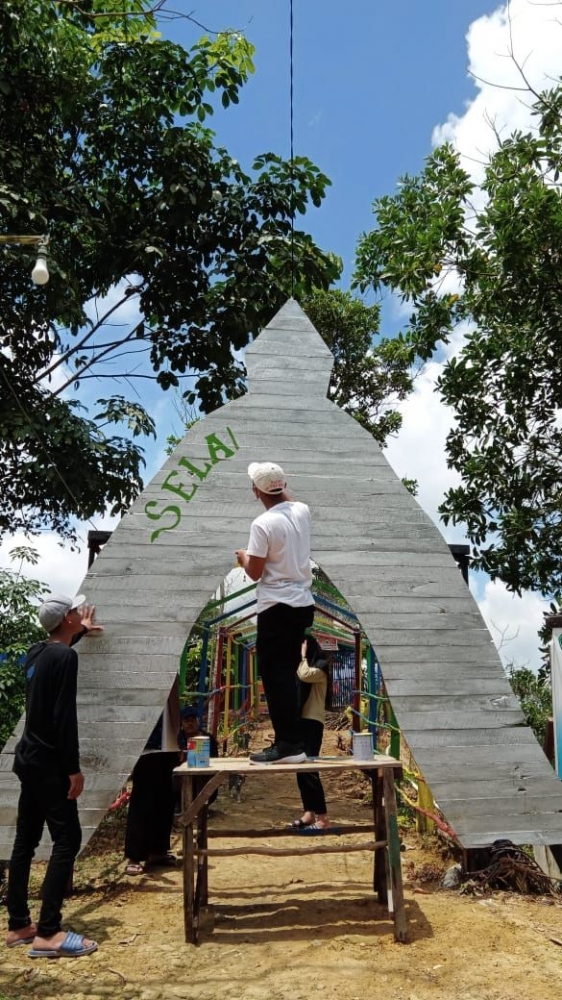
[
  {"x1": 472, "y1": 576, "x2": 547, "y2": 672},
  {"x1": 384, "y1": 325, "x2": 467, "y2": 538},
  {"x1": 385, "y1": 0, "x2": 558, "y2": 673},
  {"x1": 0, "y1": 507, "x2": 120, "y2": 603},
  {"x1": 1, "y1": 531, "x2": 89, "y2": 600},
  {"x1": 434, "y1": 0, "x2": 562, "y2": 184},
  {"x1": 385, "y1": 351, "x2": 546, "y2": 671}
]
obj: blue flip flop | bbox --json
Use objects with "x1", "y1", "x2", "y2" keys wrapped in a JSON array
[
  {"x1": 298, "y1": 824, "x2": 341, "y2": 836},
  {"x1": 29, "y1": 931, "x2": 98, "y2": 959}
]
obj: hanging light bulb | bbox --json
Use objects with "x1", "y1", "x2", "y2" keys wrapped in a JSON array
[{"x1": 31, "y1": 242, "x2": 49, "y2": 285}]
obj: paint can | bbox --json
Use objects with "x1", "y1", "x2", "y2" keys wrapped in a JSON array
[
  {"x1": 188, "y1": 736, "x2": 210, "y2": 768},
  {"x1": 352, "y1": 732, "x2": 373, "y2": 761}
]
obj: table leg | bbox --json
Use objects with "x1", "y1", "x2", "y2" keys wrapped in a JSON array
[
  {"x1": 382, "y1": 768, "x2": 407, "y2": 943},
  {"x1": 182, "y1": 777, "x2": 196, "y2": 944},
  {"x1": 194, "y1": 803, "x2": 209, "y2": 924},
  {"x1": 373, "y1": 769, "x2": 387, "y2": 904},
  {"x1": 200, "y1": 806, "x2": 209, "y2": 906}
]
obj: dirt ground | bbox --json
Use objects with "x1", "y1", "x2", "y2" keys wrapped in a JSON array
[{"x1": 2, "y1": 729, "x2": 562, "y2": 1000}]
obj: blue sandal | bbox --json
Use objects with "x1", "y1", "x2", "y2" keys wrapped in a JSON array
[
  {"x1": 29, "y1": 931, "x2": 98, "y2": 959},
  {"x1": 287, "y1": 819, "x2": 311, "y2": 830},
  {"x1": 298, "y1": 824, "x2": 340, "y2": 836}
]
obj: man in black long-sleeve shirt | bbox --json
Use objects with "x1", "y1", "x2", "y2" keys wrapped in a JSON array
[{"x1": 5, "y1": 593, "x2": 101, "y2": 958}]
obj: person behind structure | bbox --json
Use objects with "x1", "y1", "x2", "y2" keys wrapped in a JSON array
[
  {"x1": 290, "y1": 635, "x2": 332, "y2": 832},
  {"x1": 236, "y1": 461, "x2": 314, "y2": 765},
  {"x1": 124, "y1": 682, "x2": 181, "y2": 876},
  {"x1": 176, "y1": 705, "x2": 219, "y2": 809}
]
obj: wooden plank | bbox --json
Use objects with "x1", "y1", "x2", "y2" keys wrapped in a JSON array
[
  {"x1": 183, "y1": 778, "x2": 195, "y2": 943},
  {"x1": 78, "y1": 669, "x2": 184, "y2": 690},
  {"x1": 398, "y1": 710, "x2": 524, "y2": 731},
  {"x1": 138, "y1": 478, "x2": 411, "y2": 504},
  {"x1": 387, "y1": 679, "x2": 522, "y2": 697},
  {"x1": 375, "y1": 647, "x2": 501, "y2": 666},
  {"x1": 0, "y1": 802, "x2": 20, "y2": 821},
  {"x1": 112, "y1": 529, "x2": 449, "y2": 559},
  {"x1": 207, "y1": 823, "x2": 375, "y2": 840},
  {"x1": 429, "y1": 773, "x2": 562, "y2": 800},
  {"x1": 180, "y1": 774, "x2": 224, "y2": 826},
  {"x1": 443, "y1": 794, "x2": 562, "y2": 820},
  {"x1": 74, "y1": 721, "x2": 159, "y2": 739},
  {"x1": 412, "y1": 743, "x2": 555, "y2": 774},
  {"x1": 455, "y1": 811, "x2": 562, "y2": 837},
  {"x1": 174, "y1": 755, "x2": 399, "y2": 776},
  {"x1": 349, "y1": 613, "x2": 487, "y2": 631},
  {"x1": 75, "y1": 706, "x2": 165, "y2": 724},
  {"x1": 390, "y1": 693, "x2": 519, "y2": 714},
  {"x1": 363, "y1": 628, "x2": 492, "y2": 647},
  {"x1": 339, "y1": 596, "x2": 478, "y2": 615},
  {"x1": 458, "y1": 828, "x2": 562, "y2": 848},
  {"x1": 328, "y1": 571, "x2": 468, "y2": 594},
  {"x1": 79, "y1": 621, "x2": 195, "y2": 639},
  {"x1": 81, "y1": 754, "x2": 138, "y2": 774},
  {"x1": 315, "y1": 550, "x2": 456, "y2": 569},
  {"x1": 405, "y1": 727, "x2": 537, "y2": 748},
  {"x1": 75, "y1": 635, "x2": 185, "y2": 656},
  {"x1": 75, "y1": 597, "x2": 214, "y2": 623},
  {"x1": 196, "y1": 842, "x2": 383, "y2": 858},
  {"x1": 123, "y1": 496, "x2": 436, "y2": 525},
  {"x1": 76, "y1": 689, "x2": 172, "y2": 707},
  {"x1": 315, "y1": 536, "x2": 458, "y2": 556},
  {"x1": 383, "y1": 769, "x2": 408, "y2": 943}
]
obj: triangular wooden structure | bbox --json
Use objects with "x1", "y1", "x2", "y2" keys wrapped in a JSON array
[{"x1": 2, "y1": 299, "x2": 562, "y2": 856}]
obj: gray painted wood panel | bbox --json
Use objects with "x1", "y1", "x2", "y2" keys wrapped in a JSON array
[
  {"x1": 2, "y1": 297, "x2": 562, "y2": 859},
  {"x1": 406, "y1": 728, "x2": 538, "y2": 747},
  {"x1": 443, "y1": 795, "x2": 562, "y2": 819}
]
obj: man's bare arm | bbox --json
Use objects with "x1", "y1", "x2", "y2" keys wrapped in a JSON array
[{"x1": 235, "y1": 549, "x2": 267, "y2": 581}]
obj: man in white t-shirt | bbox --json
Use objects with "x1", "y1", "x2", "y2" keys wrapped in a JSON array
[{"x1": 236, "y1": 462, "x2": 314, "y2": 764}]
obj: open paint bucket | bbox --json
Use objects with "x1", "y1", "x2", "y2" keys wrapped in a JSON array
[{"x1": 352, "y1": 732, "x2": 373, "y2": 761}]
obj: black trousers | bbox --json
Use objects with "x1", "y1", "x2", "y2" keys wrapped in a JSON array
[
  {"x1": 256, "y1": 602, "x2": 314, "y2": 749},
  {"x1": 124, "y1": 752, "x2": 177, "y2": 862},
  {"x1": 297, "y1": 718, "x2": 327, "y2": 815},
  {"x1": 8, "y1": 769, "x2": 82, "y2": 937}
]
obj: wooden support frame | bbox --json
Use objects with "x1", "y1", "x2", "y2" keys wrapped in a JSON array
[{"x1": 176, "y1": 755, "x2": 407, "y2": 946}]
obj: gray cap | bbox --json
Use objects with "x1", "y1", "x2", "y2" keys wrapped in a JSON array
[{"x1": 38, "y1": 593, "x2": 86, "y2": 633}]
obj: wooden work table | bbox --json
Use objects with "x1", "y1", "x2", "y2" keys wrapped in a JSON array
[{"x1": 174, "y1": 754, "x2": 407, "y2": 945}]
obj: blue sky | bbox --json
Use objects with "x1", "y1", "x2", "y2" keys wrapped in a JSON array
[
  {"x1": 165, "y1": 1, "x2": 493, "y2": 283},
  {"x1": 2, "y1": 0, "x2": 560, "y2": 671}
]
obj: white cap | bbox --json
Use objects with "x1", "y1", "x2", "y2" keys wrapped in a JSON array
[{"x1": 248, "y1": 462, "x2": 286, "y2": 495}]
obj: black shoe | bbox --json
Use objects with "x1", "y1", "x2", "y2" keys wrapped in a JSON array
[{"x1": 249, "y1": 743, "x2": 306, "y2": 765}]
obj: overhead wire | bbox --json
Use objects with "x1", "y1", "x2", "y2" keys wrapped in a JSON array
[{"x1": 289, "y1": 0, "x2": 295, "y2": 297}]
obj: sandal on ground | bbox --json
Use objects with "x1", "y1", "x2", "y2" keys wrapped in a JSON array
[
  {"x1": 145, "y1": 853, "x2": 178, "y2": 869},
  {"x1": 125, "y1": 861, "x2": 145, "y2": 876},
  {"x1": 287, "y1": 819, "x2": 311, "y2": 830},
  {"x1": 29, "y1": 931, "x2": 98, "y2": 959},
  {"x1": 298, "y1": 823, "x2": 340, "y2": 836}
]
